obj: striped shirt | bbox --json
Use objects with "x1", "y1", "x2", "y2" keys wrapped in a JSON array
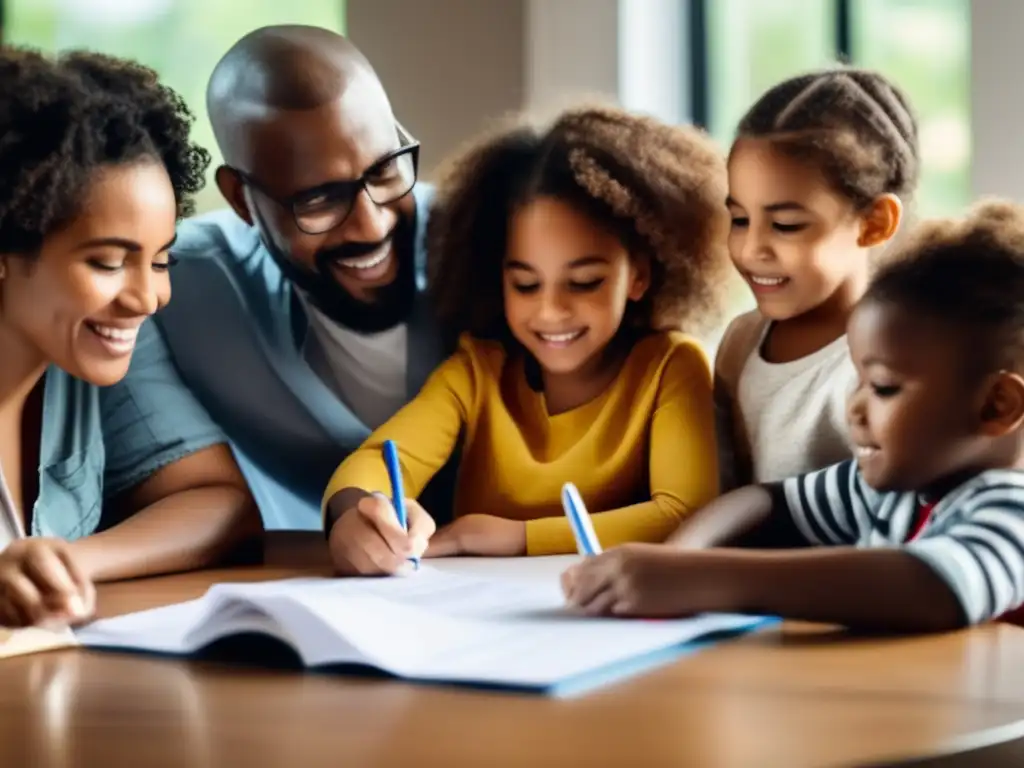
[{"x1": 782, "y1": 460, "x2": 1024, "y2": 625}]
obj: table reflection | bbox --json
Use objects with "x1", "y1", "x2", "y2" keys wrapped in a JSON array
[{"x1": 0, "y1": 651, "x2": 211, "y2": 768}]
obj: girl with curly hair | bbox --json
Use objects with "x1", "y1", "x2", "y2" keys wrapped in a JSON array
[
  {"x1": 323, "y1": 105, "x2": 730, "y2": 570},
  {"x1": 0, "y1": 46, "x2": 260, "y2": 628}
]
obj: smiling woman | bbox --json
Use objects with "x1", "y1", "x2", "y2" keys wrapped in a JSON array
[
  {"x1": 0, "y1": 46, "x2": 261, "y2": 629},
  {"x1": 3, "y1": 162, "x2": 179, "y2": 387}
]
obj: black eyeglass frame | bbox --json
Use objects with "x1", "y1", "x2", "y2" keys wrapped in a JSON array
[{"x1": 231, "y1": 123, "x2": 421, "y2": 235}]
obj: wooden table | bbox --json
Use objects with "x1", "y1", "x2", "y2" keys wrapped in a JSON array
[{"x1": 1, "y1": 532, "x2": 1024, "y2": 767}]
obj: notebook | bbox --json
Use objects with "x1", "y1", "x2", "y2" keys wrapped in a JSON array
[{"x1": 76, "y1": 560, "x2": 774, "y2": 696}]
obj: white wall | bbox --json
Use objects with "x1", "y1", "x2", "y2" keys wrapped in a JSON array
[
  {"x1": 524, "y1": 0, "x2": 620, "y2": 117},
  {"x1": 970, "y1": 0, "x2": 1024, "y2": 201},
  {"x1": 345, "y1": 0, "x2": 687, "y2": 177},
  {"x1": 345, "y1": 0, "x2": 526, "y2": 176},
  {"x1": 618, "y1": 0, "x2": 687, "y2": 124}
]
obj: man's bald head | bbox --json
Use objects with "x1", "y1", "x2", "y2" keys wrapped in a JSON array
[
  {"x1": 207, "y1": 25, "x2": 419, "y2": 334},
  {"x1": 207, "y1": 25, "x2": 389, "y2": 162}
]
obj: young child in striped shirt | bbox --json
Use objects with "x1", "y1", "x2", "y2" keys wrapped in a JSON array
[{"x1": 563, "y1": 200, "x2": 1024, "y2": 632}]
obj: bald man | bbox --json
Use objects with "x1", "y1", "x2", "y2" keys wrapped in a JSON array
[{"x1": 126, "y1": 26, "x2": 453, "y2": 542}]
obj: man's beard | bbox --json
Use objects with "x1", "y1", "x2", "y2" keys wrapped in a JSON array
[{"x1": 258, "y1": 215, "x2": 417, "y2": 335}]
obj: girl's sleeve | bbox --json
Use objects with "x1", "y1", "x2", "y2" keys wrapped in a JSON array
[{"x1": 321, "y1": 345, "x2": 478, "y2": 520}]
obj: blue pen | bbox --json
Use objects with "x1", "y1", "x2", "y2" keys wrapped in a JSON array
[
  {"x1": 561, "y1": 482, "x2": 603, "y2": 556},
  {"x1": 382, "y1": 440, "x2": 419, "y2": 568}
]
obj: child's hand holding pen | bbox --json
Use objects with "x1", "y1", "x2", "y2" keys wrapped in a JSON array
[{"x1": 325, "y1": 491, "x2": 434, "y2": 576}]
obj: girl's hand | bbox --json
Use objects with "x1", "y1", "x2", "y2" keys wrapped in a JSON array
[
  {"x1": 328, "y1": 494, "x2": 435, "y2": 576},
  {"x1": 0, "y1": 538, "x2": 95, "y2": 628},
  {"x1": 426, "y1": 515, "x2": 527, "y2": 557},
  {"x1": 561, "y1": 544, "x2": 724, "y2": 618}
]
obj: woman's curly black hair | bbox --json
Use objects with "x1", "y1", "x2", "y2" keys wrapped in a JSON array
[
  {"x1": 0, "y1": 45, "x2": 209, "y2": 254},
  {"x1": 427, "y1": 105, "x2": 731, "y2": 343}
]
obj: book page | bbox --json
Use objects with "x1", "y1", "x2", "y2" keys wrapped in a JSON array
[
  {"x1": 201, "y1": 567, "x2": 769, "y2": 688},
  {"x1": 74, "y1": 598, "x2": 210, "y2": 653}
]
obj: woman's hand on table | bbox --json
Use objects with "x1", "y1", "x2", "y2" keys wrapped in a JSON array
[{"x1": 0, "y1": 538, "x2": 95, "y2": 628}]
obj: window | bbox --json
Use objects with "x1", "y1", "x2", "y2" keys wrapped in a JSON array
[
  {"x1": 700, "y1": 0, "x2": 971, "y2": 218},
  {"x1": 850, "y1": 0, "x2": 971, "y2": 216},
  {"x1": 705, "y1": 0, "x2": 838, "y2": 143},
  {"x1": 5, "y1": 0, "x2": 346, "y2": 213}
]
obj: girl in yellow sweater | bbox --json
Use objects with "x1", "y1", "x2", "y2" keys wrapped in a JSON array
[{"x1": 324, "y1": 106, "x2": 731, "y2": 573}]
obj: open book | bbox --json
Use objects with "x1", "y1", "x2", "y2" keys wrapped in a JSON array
[{"x1": 76, "y1": 562, "x2": 773, "y2": 696}]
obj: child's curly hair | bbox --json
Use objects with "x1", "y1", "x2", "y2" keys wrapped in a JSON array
[
  {"x1": 867, "y1": 199, "x2": 1024, "y2": 375},
  {"x1": 0, "y1": 45, "x2": 209, "y2": 254},
  {"x1": 427, "y1": 105, "x2": 730, "y2": 343},
  {"x1": 737, "y1": 67, "x2": 919, "y2": 209}
]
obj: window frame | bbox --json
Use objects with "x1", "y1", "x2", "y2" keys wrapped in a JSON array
[{"x1": 684, "y1": 0, "x2": 854, "y2": 132}]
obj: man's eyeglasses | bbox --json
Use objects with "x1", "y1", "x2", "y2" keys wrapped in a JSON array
[{"x1": 233, "y1": 124, "x2": 420, "y2": 235}]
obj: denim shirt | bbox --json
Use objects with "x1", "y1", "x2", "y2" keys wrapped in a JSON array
[
  {"x1": 21, "y1": 319, "x2": 227, "y2": 542},
  {"x1": 152, "y1": 183, "x2": 453, "y2": 529}
]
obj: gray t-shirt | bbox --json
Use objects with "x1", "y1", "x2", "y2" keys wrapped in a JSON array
[{"x1": 301, "y1": 297, "x2": 409, "y2": 431}]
